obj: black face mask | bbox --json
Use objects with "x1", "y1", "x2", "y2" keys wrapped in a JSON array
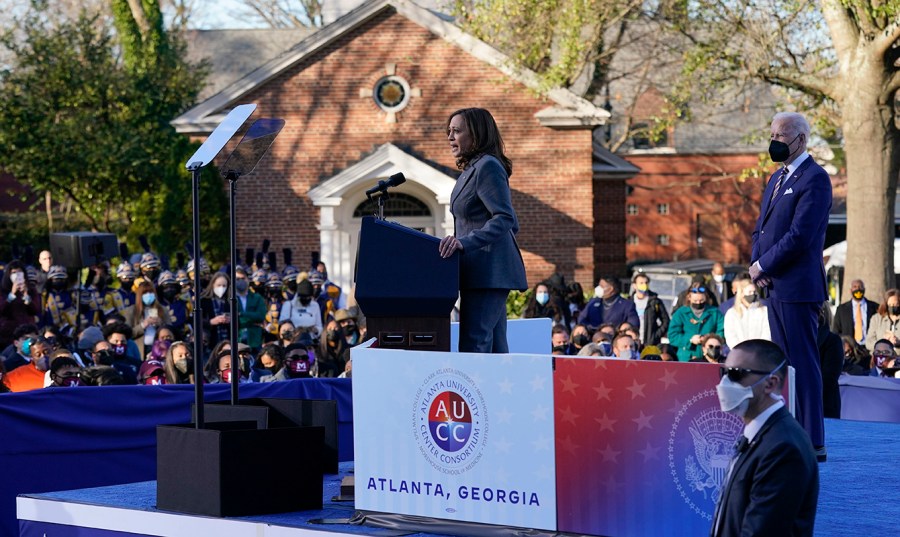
[
  {"x1": 768, "y1": 134, "x2": 799, "y2": 163},
  {"x1": 49, "y1": 280, "x2": 68, "y2": 291},
  {"x1": 120, "y1": 279, "x2": 134, "y2": 291},
  {"x1": 299, "y1": 296, "x2": 312, "y2": 306},
  {"x1": 143, "y1": 269, "x2": 161, "y2": 283},
  {"x1": 552, "y1": 345, "x2": 567, "y2": 354},
  {"x1": 572, "y1": 334, "x2": 590, "y2": 347},
  {"x1": 161, "y1": 286, "x2": 179, "y2": 302},
  {"x1": 890, "y1": 306, "x2": 900, "y2": 316}
]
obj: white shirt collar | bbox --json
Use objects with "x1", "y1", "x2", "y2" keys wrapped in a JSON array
[
  {"x1": 744, "y1": 399, "x2": 784, "y2": 443},
  {"x1": 785, "y1": 151, "x2": 810, "y2": 176}
]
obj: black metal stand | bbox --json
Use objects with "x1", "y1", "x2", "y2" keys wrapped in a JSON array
[
  {"x1": 188, "y1": 162, "x2": 206, "y2": 429},
  {"x1": 227, "y1": 171, "x2": 241, "y2": 406}
]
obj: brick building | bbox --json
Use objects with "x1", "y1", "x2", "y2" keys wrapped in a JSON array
[{"x1": 174, "y1": 0, "x2": 611, "y2": 291}]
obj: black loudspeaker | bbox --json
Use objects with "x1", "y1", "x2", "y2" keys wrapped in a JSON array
[
  {"x1": 49, "y1": 232, "x2": 118, "y2": 268},
  {"x1": 156, "y1": 421, "x2": 324, "y2": 517}
]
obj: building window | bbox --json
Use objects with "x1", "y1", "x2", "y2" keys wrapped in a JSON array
[
  {"x1": 353, "y1": 192, "x2": 431, "y2": 217},
  {"x1": 631, "y1": 122, "x2": 669, "y2": 150},
  {"x1": 657, "y1": 203, "x2": 670, "y2": 215},
  {"x1": 373, "y1": 75, "x2": 411, "y2": 113},
  {"x1": 656, "y1": 234, "x2": 670, "y2": 246},
  {"x1": 626, "y1": 234, "x2": 639, "y2": 245},
  {"x1": 627, "y1": 204, "x2": 639, "y2": 216}
]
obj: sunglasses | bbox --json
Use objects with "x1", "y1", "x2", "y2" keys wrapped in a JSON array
[
  {"x1": 690, "y1": 287, "x2": 706, "y2": 293},
  {"x1": 719, "y1": 360, "x2": 785, "y2": 383}
]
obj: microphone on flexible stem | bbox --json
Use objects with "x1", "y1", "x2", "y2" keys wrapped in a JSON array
[{"x1": 366, "y1": 172, "x2": 406, "y2": 198}]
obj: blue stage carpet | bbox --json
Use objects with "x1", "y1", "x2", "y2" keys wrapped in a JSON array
[{"x1": 27, "y1": 417, "x2": 895, "y2": 536}]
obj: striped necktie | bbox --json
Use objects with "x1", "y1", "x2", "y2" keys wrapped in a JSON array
[{"x1": 771, "y1": 167, "x2": 789, "y2": 201}]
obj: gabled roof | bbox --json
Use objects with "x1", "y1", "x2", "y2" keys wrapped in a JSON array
[{"x1": 172, "y1": 0, "x2": 609, "y2": 134}]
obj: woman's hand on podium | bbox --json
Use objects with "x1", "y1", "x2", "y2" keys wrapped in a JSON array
[{"x1": 439, "y1": 236, "x2": 463, "y2": 258}]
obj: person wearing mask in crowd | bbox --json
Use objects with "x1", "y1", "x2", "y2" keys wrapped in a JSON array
[
  {"x1": 263, "y1": 273, "x2": 285, "y2": 340},
  {"x1": 709, "y1": 262, "x2": 732, "y2": 306},
  {"x1": 718, "y1": 272, "x2": 754, "y2": 314},
  {"x1": 629, "y1": 273, "x2": 670, "y2": 347},
  {"x1": 175, "y1": 269, "x2": 192, "y2": 301},
  {"x1": 79, "y1": 365, "x2": 125, "y2": 386},
  {"x1": 590, "y1": 330, "x2": 613, "y2": 357},
  {"x1": 577, "y1": 342, "x2": 605, "y2": 357},
  {"x1": 201, "y1": 273, "x2": 231, "y2": 351},
  {"x1": 668, "y1": 283, "x2": 725, "y2": 362},
  {"x1": 658, "y1": 343, "x2": 678, "y2": 362},
  {"x1": 101, "y1": 322, "x2": 140, "y2": 384},
  {"x1": 255, "y1": 343, "x2": 288, "y2": 382},
  {"x1": 318, "y1": 309, "x2": 360, "y2": 377},
  {"x1": 130, "y1": 281, "x2": 171, "y2": 359},
  {"x1": 672, "y1": 274, "x2": 720, "y2": 312},
  {"x1": 85, "y1": 262, "x2": 117, "y2": 322},
  {"x1": 250, "y1": 268, "x2": 268, "y2": 296},
  {"x1": 1, "y1": 323, "x2": 39, "y2": 373},
  {"x1": 113, "y1": 261, "x2": 137, "y2": 320},
  {"x1": 565, "y1": 282, "x2": 586, "y2": 326},
  {"x1": 521, "y1": 282, "x2": 566, "y2": 327},
  {"x1": 578, "y1": 276, "x2": 640, "y2": 332},
  {"x1": 307, "y1": 270, "x2": 330, "y2": 325},
  {"x1": 280, "y1": 279, "x2": 323, "y2": 341},
  {"x1": 278, "y1": 320, "x2": 297, "y2": 347},
  {"x1": 543, "y1": 273, "x2": 573, "y2": 328},
  {"x1": 724, "y1": 281, "x2": 771, "y2": 348},
  {"x1": 692, "y1": 333, "x2": 725, "y2": 363},
  {"x1": 36, "y1": 249, "x2": 52, "y2": 292},
  {"x1": 187, "y1": 257, "x2": 212, "y2": 298},
  {"x1": 840, "y1": 335, "x2": 870, "y2": 375},
  {"x1": 157, "y1": 271, "x2": 188, "y2": 336},
  {"x1": 137, "y1": 339, "x2": 169, "y2": 385},
  {"x1": 164, "y1": 341, "x2": 194, "y2": 384},
  {"x1": 47, "y1": 356, "x2": 83, "y2": 388},
  {"x1": 3, "y1": 336, "x2": 51, "y2": 392},
  {"x1": 569, "y1": 324, "x2": 591, "y2": 354},
  {"x1": 209, "y1": 349, "x2": 242, "y2": 384},
  {"x1": 137, "y1": 252, "x2": 162, "y2": 290},
  {"x1": 281, "y1": 254, "x2": 300, "y2": 301},
  {"x1": 283, "y1": 341, "x2": 315, "y2": 379},
  {"x1": 865, "y1": 288, "x2": 900, "y2": 353},
  {"x1": 43, "y1": 265, "x2": 78, "y2": 330},
  {"x1": 611, "y1": 332, "x2": 637, "y2": 360},
  {"x1": 833, "y1": 279, "x2": 879, "y2": 346},
  {"x1": 438, "y1": 108, "x2": 528, "y2": 353},
  {"x1": 551, "y1": 326, "x2": 570, "y2": 355},
  {"x1": 868, "y1": 338, "x2": 897, "y2": 377},
  {"x1": 233, "y1": 267, "x2": 267, "y2": 352},
  {"x1": 0, "y1": 260, "x2": 41, "y2": 349},
  {"x1": 711, "y1": 339, "x2": 818, "y2": 537}
]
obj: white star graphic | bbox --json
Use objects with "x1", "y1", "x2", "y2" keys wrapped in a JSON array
[
  {"x1": 531, "y1": 404, "x2": 550, "y2": 421},
  {"x1": 593, "y1": 383, "x2": 612, "y2": 401},
  {"x1": 495, "y1": 408, "x2": 513, "y2": 424},
  {"x1": 632, "y1": 411, "x2": 653, "y2": 431},
  {"x1": 659, "y1": 368, "x2": 678, "y2": 390},
  {"x1": 494, "y1": 437, "x2": 513, "y2": 454},
  {"x1": 498, "y1": 378, "x2": 513, "y2": 394},
  {"x1": 638, "y1": 442, "x2": 661, "y2": 462},
  {"x1": 531, "y1": 435, "x2": 552, "y2": 452},
  {"x1": 598, "y1": 444, "x2": 621, "y2": 463},
  {"x1": 594, "y1": 413, "x2": 617, "y2": 432},
  {"x1": 530, "y1": 374, "x2": 547, "y2": 391},
  {"x1": 626, "y1": 379, "x2": 647, "y2": 399}
]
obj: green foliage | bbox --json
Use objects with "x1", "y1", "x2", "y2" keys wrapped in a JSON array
[
  {"x1": 0, "y1": 1, "x2": 227, "y2": 262},
  {"x1": 506, "y1": 289, "x2": 529, "y2": 318}
]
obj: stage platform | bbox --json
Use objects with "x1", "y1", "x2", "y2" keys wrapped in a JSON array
[{"x1": 16, "y1": 417, "x2": 899, "y2": 537}]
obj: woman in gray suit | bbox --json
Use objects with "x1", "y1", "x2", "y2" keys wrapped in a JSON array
[{"x1": 438, "y1": 108, "x2": 527, "y2": 353}]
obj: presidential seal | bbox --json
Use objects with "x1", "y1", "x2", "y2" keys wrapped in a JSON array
[
  {"x1": 412, "y1": 367, "x2": 488, "y2": 475},
  {"x1": 668, "y1": 389, "x2": 743, "y2": 520}
]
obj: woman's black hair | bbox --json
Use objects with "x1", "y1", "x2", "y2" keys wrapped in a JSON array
[{"x1": 447, "y1": 108, "x2": 512, "y2": 175}]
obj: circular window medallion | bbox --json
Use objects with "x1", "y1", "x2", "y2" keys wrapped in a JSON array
[{"x1": 373, "y1": 76, "x2": 411, "y2": 112}]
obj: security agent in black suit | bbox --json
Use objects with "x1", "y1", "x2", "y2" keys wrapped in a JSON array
[
  {"x1": 711, "y1": 339, "x2": 819, "y2": 537},
  {"x1": 832, "y1": 279, "x2": 879, "y2": 344}
]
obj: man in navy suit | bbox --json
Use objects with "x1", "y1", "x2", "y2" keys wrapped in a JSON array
[
  {"x1": 577, "y1": 276, "x2": 639, "y2": 332},
  {"x1": 711, "y1": 339, "x2": 819, "y2": 537},
  {"x1": 749, "y1": 112, "x2": 831, "y2": 460}
]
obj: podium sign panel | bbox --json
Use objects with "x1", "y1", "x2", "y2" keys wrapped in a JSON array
[{"x1": 353, "y1": 347, "x2": 557, "y2": 530}]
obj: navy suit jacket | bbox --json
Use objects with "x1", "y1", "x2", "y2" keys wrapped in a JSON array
[
  {"x1": 751, "y1": 156, "x2": 831, "y2": 303},
  {"x1": 577, "y1": 295, "x2": 640, "y2": 331},
  {"x1": 450, "y1": 154, "x2": 527, "y2": 291},
  {"x1": 711, "y1": 406, "x2": 818, "y2": 537}
]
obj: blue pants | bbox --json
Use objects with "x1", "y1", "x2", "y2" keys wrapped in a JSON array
[
  {"x1": 767, "y1": 298, "x2": 825, "y2": 447},
  {"x1": 459, "y1": 289, "x2": 510, "y2": 353}
]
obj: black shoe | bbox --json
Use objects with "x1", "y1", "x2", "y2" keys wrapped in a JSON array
[{"x1": 814, "y1": 446, "x2": 827, "y2": 463}]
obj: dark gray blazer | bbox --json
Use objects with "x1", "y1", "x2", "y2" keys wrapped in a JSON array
[
  {"x1": 711, "y1": 406, "x2": 819, "y2": 537},
  {"x1": 450, "y1": 154, "x2": 527, "y2": 291}
]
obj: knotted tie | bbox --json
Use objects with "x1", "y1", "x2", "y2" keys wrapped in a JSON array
[
  {"x1": 854, "y1": 300, "x2": 864, "y2": 342},
  {"x1": 771, "y1": 167, "x2": 789, "y2": 201}
]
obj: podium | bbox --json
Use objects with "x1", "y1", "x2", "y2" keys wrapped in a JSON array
[{"x1": 355, "y1": 216, "x2": 458, "y2": 351}]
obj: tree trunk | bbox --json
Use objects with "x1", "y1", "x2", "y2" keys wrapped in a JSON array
[{"x1": 841, "y1": 72, "x2": 900, "y2": 301}]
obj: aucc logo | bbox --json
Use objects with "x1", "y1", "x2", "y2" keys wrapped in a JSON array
[{"x1": 428, "y1": 391, "x2": 472, "y2": 451}]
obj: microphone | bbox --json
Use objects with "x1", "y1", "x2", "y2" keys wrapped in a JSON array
[{"x1": 365, "y1": 173, "x2": 406, "y2": 198}]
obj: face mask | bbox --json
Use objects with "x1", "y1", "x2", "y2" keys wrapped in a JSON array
[
  {"x1": 768, "y1": 134, "x2": 799, "y2": 163},
  {"x1": 744, "y1": 293, "x2": 758, "y2": 303},
  {"x1": 312, "y1": 286, "x2": 322, "y2": 299},
  {"x1": 120, "y1": 279, "x2": 134, "y2": 291},
  {"x1": 34, "y1": 355, "x2": 51, "y2": 372},
  {"x1": 142, "y1": 293, "x2": 156, "y2": 306},
  {"x1": 614, "y1": 349, "x2": 631, "y2": 360},
  {"x1": 635, "y1": 283, "x2": 648, "y2": 293},
  {"x1": 144, "y1": 269, "x2": 161, "y2": 283},
  {"x1": 235, "y1": 279, "x2": 249, "y2": 293},
  {"x1": 691, "y1": 302, "x2": 706, "y2": 312},
  {"x1": 220, "y1": 368, "x2": 238, "y2": 383},
  {"x1": 281, "y1": 330, "x2": 294, "y2": 341},
  {"x1": 299, "y1": 296, "x2": 312, "y2": 306},
  {"x1": 50, "y1": 280, "x2": 68, "y2": 291},
  {"x1": 21, "y1": 338, "x2": 32, "y2": 357},
  {"x1": 535, "y1": 292, "x2": 549, "y2": 305},
  {"x1": 175, "y1": 358, "x2": 190, "y2": 374},
  {"x1": 874, "y1": 354, "x2": 892, "y2": 368},
  {"x1": 594, "y1": 285, "x2": 604, "y2": 297},
  {"x1": 705, "y1": 347, "x2": 722, "y2": 361},
  {"x1": 598, "y1": 342, "x2": 612, "y2": 356},
  {"x1": 572, "y1": 334, "x2": 590, "y2": 347},
  {"x1": 327, "y1": 330, "x2": 340, "y2": 342},
  {"x1": 890, "y1": 306, "x2": 900, "y2": 316},
  {"x1": 285, "y1": 355, "x2": 310, "y2": 376},
  {"x1": 712, "y1": 274, "x2": 725, "y2": 283},
  {"x1": 161, "y1": 288, "x2": 179, "y2": 302},
  {"x1": 552, "y1": 345, "x2": 567, "y2": 354},
  {"x1": 55, "y1": 375, "x2": 84, "y2": 387},
  {"x1": 345, "y1": 329, "x2": 359, "y2": 346},
  {"x1": 716, "y1": 363, "x2": 783, "y2": 417},
  {"x1": 213, "y1": 285, "x2": 227, "y2": 298},
  {"x1": 112, "y1": 344, "x2": 126, "y2": 356},
  {"x1": 265, "y1": 363, "x2": 280, "y2": 373},
  {"x1": 852, "y1": 290, "x2": 865, "y2": 300}
]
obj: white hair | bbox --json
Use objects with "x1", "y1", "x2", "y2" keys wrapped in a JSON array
[{"x1": 772, "y1": 112, "x2": 811, "y2": 138}]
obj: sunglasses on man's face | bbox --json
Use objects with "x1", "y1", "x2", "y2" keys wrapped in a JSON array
[{"x1": 719, "y1": 365, "x2": 774, "y2": 383}]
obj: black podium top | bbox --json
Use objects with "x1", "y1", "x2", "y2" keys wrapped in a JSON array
[{"x1": 355, "y1": 217, "x2": 459, "y2": 317}]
